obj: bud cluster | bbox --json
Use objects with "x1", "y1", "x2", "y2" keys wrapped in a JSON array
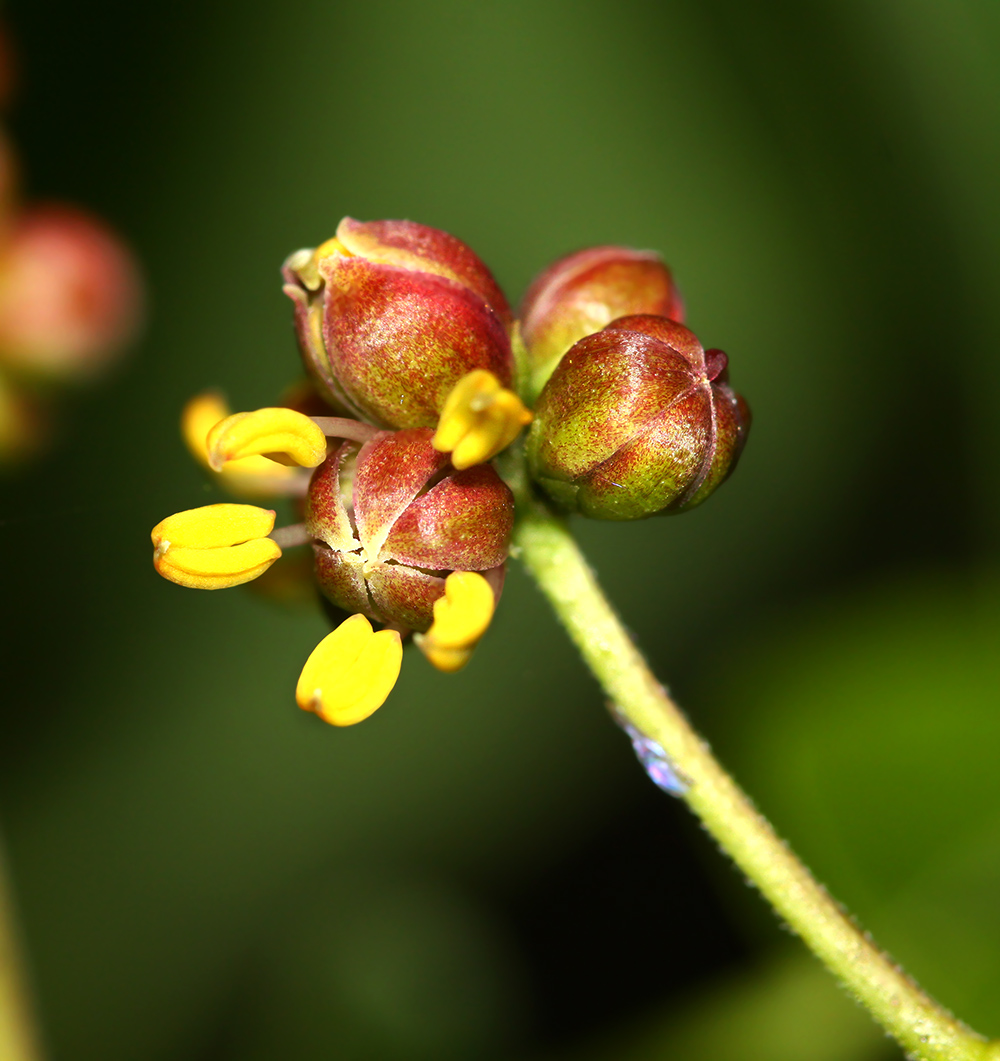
[
  {"x1": 153, "y1": 212, "x2": 749, "y2": 725},
  {"x1": 0, "y1": 23, "x2": 142, "y2": 463}
]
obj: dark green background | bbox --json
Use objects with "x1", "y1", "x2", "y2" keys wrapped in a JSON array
[{"x1": 2, "y1": 1, "x2": 1000, "y2": 1058}]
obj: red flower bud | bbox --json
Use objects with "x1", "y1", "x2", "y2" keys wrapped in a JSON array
[
  {"x1": 0, "y1": 204, "x2": 142, "y2": 378},
  {"x1": 283, "y1": 218, "x2": 514, "y2": 430},
  {"x1": 519, "y1": 246, "x2": 683, "y2": 397},
  {"x1": 305, "y1": 427, "x2": 513, "y2": 630},
  {"x1": 526, "y1": 315, "x2": 749, "y2": 520}
]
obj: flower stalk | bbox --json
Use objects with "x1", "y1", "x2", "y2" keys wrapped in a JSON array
[{"x1": 513, "y1": 497, "x2": 1000, "y2": 1061}]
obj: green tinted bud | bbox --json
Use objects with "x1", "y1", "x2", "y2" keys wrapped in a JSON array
[
  {"x1": 519, "y1": 246, "x2": 683, "y2": 399},
  {"x1": 526, "y1": 315, "x2": 749, "y2": 520}
]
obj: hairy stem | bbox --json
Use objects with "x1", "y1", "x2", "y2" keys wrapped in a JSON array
[
  {"x1": 514, "y1": 502, "x2": 998, "y2": 1061},
  {"x1": 0, "y1": 839, "x2": 42, "y2": 1061}
]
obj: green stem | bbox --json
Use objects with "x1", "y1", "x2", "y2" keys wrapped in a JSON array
[
  {"x1": 0, "y1": 838, "x2": 42, "y2": 1061},
  {"x1": 514, "y1": 502, "x2": 999, "y2": 1061}
]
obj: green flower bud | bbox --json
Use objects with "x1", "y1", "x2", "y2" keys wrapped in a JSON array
[
  {"x1": 526, "y1": 315, "x2": 749, "y2": 520},
  {"x1": 282, "y1": 218, "x2": 514, "y2": 430},
  {"x1": 519, "y1": 246, "x2": 683, "y2": 399},
  {"x1": 305, "y1": 427, "x2": 513, "y2": 631}
]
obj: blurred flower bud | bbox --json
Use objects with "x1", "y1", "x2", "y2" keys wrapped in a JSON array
[
  {"x1": 282, "y1": 217, "x2": 514, "y2": 430},
  {"x1": 526, "y1": 315, "x2": 749, "y2": 520},
  {"x1": 519, "y1": 246, "x2": 683, "y2": 398},
  {"x1": 306, "y1": 427, "x2": 513, "y2": 631},
  {"x1": 0, "y1": 204, "x2": 142, "y2": 378}
]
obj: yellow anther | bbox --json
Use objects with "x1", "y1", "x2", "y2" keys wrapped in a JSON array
[
  {"x1": 151, "y1": 503, "x2": 281, "y2": 590},
  {"x1": 296, "y1": 613, "x2": 403, "y2": 726},
  {"x1": 182, "y1": 391, "x2": 299, "y2": 498},
  {"x1": 315, "y1": 236, "x2": 351, "y2": 261},
  {"x1": 415, "y1": 571, "x2": 495, "y2": 673},
  {"x1": 432, "y1": 369, "x2": 532, "y2": 470},
  {"x1": 206, "y1": 407, "x2": 328, "y2": 473}
]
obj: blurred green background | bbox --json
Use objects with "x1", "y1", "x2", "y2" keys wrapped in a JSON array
[{"x1": 2, "y1": 0, "x2": 1000, "y2": 1058}]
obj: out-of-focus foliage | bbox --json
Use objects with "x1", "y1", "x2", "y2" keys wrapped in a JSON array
[
  {"x1": 0, "y1": 1, "x2": 998, "y2": 1059},
  {"x1": 706, "y1": 572, "x2": 1000, "y2": 1038}
]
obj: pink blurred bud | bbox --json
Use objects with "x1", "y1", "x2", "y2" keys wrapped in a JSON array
[{"x1": 0, "y1": 204, "x2": 142, "y2": 378}]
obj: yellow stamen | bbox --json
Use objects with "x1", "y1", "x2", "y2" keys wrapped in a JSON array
[
  {"x1": 415, "y1": 571, "x2": 495, "y2": 673},
  {"x1": 151, "y1": 503, "x2": 281, "y2": 589},
  {"x1": 206, "y1": 407, "x2": 328, "y2": 472},
  {"x1": 182, "y1": 391, "x2": 299, "y2": 498},
  {"x1": 432, "y1": 369, "x2": 532, "y2": 469},
  {"x1": 315, "y1": 236, "x2": 351, "y2": 261},
  {"x1": 296, "y1": 613, "x2": 403, "y2": 726}
]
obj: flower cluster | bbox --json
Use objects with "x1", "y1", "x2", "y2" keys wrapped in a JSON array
[
  {"x1": 152, "y1": 217, "x2": 749, "y2": 724},
  {"x1": 0, "y1": 24, "x2": 142, "y2": 463}
]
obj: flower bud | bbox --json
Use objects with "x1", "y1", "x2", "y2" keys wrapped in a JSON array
[
  {"x1": 519, "y1": 246, "x2": 683, "y2": 398},
  {"x1": 0, "y1": 204, "x2": 141, "y2": 378},
  {"x1": 282, "y1": 218, "x2": 514, "y2": 430},
  {"x1": 526, "y1": 315, "x2": 749, "y2": 520},
  {"x1": 305, "y1": 427, "x2": 513, "y2": 631}
]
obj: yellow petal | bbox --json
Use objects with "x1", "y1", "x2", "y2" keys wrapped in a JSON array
[
  {"x1": 427, "y1": 571, "x2": 495, "y2": 647},
  {"x1": 416, "y1": 642, "x2": 474, "y2": 674},
  {"x1": 315, "y1": 236, "x2": 351, "y2": 262},
  {"x1": 151, "y1": 504, "x2": 281, "y2": 589},
  {"x1": 296, "y1": 614, "x2": 403, "y2": 726},
  {"x1": 151, "y1": 503, "x2": 275, "y2": 550},
  {"x1": 415, "y1": 571, "x2": 495, "y2": 673},
  {"x1": 182, "y1": 391, "x2": 300, "y2": 498},
  {"x1": 154, "y1": 538, "x2": 281, "y2": 590},
  {"x1": 432, "y1": 370, "x2": 532, "y2": 469},
  {"x1": 206, "y1": 407, "x2": 328, "y2": 472},
  {"x1": 181, "y1": 390, "x2": 230, "y2": 465}
]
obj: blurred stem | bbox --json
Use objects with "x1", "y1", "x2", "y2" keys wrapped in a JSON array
[
  {"x1": 0, "y1": 839, "x2": 42, "y2": 1061},
  {"x1": 514, "y1": 501, "x2": 1000, "y2": 1061}
]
